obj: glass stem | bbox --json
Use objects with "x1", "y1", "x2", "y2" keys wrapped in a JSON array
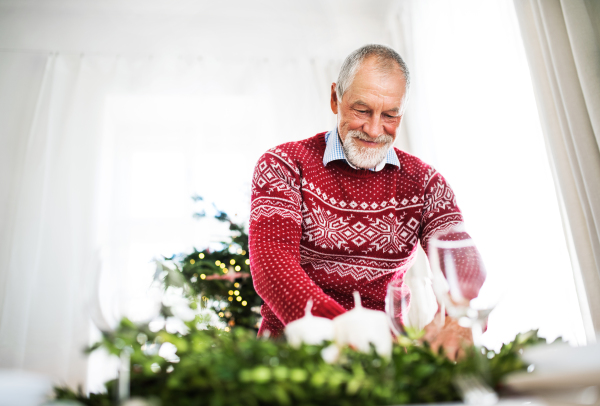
[
  {"x1": 471, "y1": 319, "x2": 483, "y2": 348},
  {"x1": 470, "y1": 319, "x2": 490, "y2": 383},
  {"x1": 118, "y1": 348, "x2": 130, "y2": 403}
]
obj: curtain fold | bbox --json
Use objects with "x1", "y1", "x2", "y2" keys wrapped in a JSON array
[
  {"x1": 0, "y1": 53, "x2": 114, "y2": 388},
  {"x1": 0, "y1": 51, "x2": 343, "y2": 389},
  {"x1": 513, "y1": 0, "x2": 600, "y2": 339}
]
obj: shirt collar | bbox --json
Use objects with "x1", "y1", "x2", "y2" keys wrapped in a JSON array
[{"x1": 323, "y1": 127, "x2": 400, "y2": 172}]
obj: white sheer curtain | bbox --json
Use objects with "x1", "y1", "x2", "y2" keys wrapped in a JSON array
[
  {"x1": 513, "y1": 0, "x2": 600, "y2": 340},
  {"x1": 0, "y1": 53, "x2": 113, "y2": 388},
  {"x1": 387, "y1": 0, "x2": 587, "y2": 347},
  {"x1": 0, "y1": 52, "x2": 342, "y2": 388}
]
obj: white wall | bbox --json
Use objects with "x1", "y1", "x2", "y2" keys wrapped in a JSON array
[{"x1": 0, "y1": 0, "x2": 394, "y2": 57}]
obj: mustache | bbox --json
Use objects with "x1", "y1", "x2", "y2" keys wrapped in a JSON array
[{"x1": 347, "y1": 130, "x2": 394, "y2": 145}]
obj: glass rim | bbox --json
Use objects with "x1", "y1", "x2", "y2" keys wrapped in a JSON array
[{"x1": 428, "y1": 238, "x2": 475, "y2": 249}]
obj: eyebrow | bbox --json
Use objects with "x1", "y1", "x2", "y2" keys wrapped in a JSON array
[
  {"x1": 352, "y1": 100, "x2": 400, "y2": 114},
  {"x1": 352, "y1": 100, "x2": 369, "y2": 108}
]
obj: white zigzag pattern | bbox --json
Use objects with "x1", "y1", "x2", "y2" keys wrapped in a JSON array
[
  {"x1": 250, "y1": 205, "x2": 302, "y2": 225},
  {"x1": 421, "y1": 216, "x2": 463, "y2": 247},
  {"x1": 306, "y1": 260, "x2": 397, "y2": 282}
]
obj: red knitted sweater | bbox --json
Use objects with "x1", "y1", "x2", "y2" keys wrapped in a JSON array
[{"x1": 249, "y1": 133, "x2": 465, "y2": 337}]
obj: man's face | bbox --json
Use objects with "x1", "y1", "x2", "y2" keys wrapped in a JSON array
[{"x1": 330, "y1": 58, "x2": 408, "y2": 169}]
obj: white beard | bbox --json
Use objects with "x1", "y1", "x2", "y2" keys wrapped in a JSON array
[{"x1": 342, "y1": 130, "x2": 394, "y2": 169}]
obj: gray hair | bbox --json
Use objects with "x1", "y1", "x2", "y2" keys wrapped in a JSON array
[{"x1": 336, "y1": 44, "x2": 410, "y2": 100}]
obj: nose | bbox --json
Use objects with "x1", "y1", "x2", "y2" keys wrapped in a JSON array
[{"x1": 362, "y1": 115, "x2": 384, "y2": 139}]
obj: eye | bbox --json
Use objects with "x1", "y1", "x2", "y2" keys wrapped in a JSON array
[{"x1": 355, "y1": 109, "x2": 368, "y2": 114}]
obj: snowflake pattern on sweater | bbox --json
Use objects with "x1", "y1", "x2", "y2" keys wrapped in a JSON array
[{"x1": 249, "y1": 133, "x2": 464, "y2": 336}]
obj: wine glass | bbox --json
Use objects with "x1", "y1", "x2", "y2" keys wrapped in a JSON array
[
  {"x1": 427, "y1": 225, "x2": 492, "y2": 347},
  {"x1": 386, "y1": 279, "x2": 411, "y2": 337},
  {"x1": 386, "y1": 273, "x2": 441, "y2": 340},
  {"x1": 428, "y1": 224, "x2": 502, "y2": 401},
  {"x1": 86, "y1": 250, "x2": 163, "y2": 403}
]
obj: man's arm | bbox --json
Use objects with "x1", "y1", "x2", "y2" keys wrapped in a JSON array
[
  {"x1": 420, "y1": 168, "x2": 486, "y2": 294},
  {"x1": 420, "y1": 169, "x2": 466, "y2": 253},
  {"x1": 249, "y1": 151, "x2": 347, "y2": 327},
  {"x1": 418, "y1": 169, "x2": 486, "y2": 359}
]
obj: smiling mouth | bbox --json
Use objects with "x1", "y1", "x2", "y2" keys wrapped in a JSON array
[
  {"x1": 346, "y1": 130, "x2": 394, "y2": 148},
  {"x1": 358, "y1": 139, "x2": 382, "y2": 146}
]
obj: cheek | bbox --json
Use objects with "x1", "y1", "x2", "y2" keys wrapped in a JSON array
[
  {"x1": 340, "y1": 117, "x2": 359, "y2": 132},
  {"x1": 383, "y1": 120, "x2": 401, "y2": 135},
  {"x1": 344, "y1": 113, "x2": 367, "y2": 129}
]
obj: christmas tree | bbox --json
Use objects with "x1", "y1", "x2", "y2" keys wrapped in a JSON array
[{"x1": 160, "y1": 196, "x2": 262, "y2": 331}]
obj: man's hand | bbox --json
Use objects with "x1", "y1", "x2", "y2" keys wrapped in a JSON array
[{"x1": 422, "y1": 316, "x2": 473, "y2": 361}]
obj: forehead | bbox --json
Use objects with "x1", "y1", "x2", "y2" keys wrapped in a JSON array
[{"x1": 344, "y1": 58, "x2": 407, "y2": 107}]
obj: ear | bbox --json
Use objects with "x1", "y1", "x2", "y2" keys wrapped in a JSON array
[{"x1": 330, "y1": 83, "x2": 339, "y2": 115}]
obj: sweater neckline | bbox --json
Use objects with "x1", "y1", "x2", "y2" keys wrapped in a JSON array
[{"x1": 317, "y1": 133, "x2": 388, "y2": 179}]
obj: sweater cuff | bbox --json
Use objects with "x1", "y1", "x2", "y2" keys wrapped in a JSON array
[{"x1": 313, "y1": 300, "x2": 347, "y2": 320}]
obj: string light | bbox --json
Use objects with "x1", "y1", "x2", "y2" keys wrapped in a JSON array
[
  {"x1": 224, "y1": 327, "x2": 230, "y2": 332},
  {"x1": 215, "y1": 260, "x2": 221, "y2": 266},
  {"x1": 200, "y1": 274, "x2": 206, "y2": 280},
  {"x1": 236, "y1": 296, "x2": 242, "y2": 302},
  {"x1": 242, "y1": 301, "x2": 247, "y2": 306},
  {"x1": 228, "y1": 297, "x2": 233, "y2": 301},
  {"x1": 235, "y1": 265, "x2": 241, "y2": 271},
  {"x1": 237, "y1": 248, "x2": 242, "y2": 254},
  {"x1": 223, "y1": 269, "x2": 228, "y2": 274},
  {"x1": 234, "y1": 283, "x2": 240, "y2": 288},
  {"x1": 241, "y1": 250, "x2": 246, "y2": 255},
  {"x1": 230, "y1": 259, "x2": 236, "y2": 265},
  {"x1": 190, "y1": 259, "x2": 195, "y2": 264},
  {"x1": 220, "y1": 263, "x2": 226, "y2": 269},
  {"x1": 199, "y1": 253, "x2": 205, "y2": 259},
  {"x1": 219, "y1": 312, "x2": 224, "y2": 317},
  {"x1": 228, "y1": 290, "x2": 233, "y2": 295},
  {"x1": 234, "y1": 290, "x2": 239, "y2": 296},
  {"x1": 245, "y1": 259, "x2": 250, "y2": 265}
]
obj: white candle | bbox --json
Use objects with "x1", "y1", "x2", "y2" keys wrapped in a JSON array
[
  {"x1": 284, "y1": 299, "x2": 335, "y2": 347},
  {"x1": 333, "y1": 292, "x2": 392, "y2": 357}
]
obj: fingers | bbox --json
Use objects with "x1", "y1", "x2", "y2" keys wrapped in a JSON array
[
  {"x1": 441, "y1": 336, "x2": 460, "y2": 361},
  {"x1": 423, "y1": 317, "x2": 473, "y2": 361}
]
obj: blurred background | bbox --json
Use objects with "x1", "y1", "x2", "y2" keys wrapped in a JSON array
[{"x1": 0, "y1": 0, "x2": 593, "y2": 392}]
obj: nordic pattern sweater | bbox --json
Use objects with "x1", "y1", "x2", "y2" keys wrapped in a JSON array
[{"x1": 249, "y1": 132, "x2": 471, "y2": 337}]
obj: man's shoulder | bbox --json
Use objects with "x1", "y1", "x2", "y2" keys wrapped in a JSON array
[
  {"x1": 259, "y1": 132, "x2": 326, "y2": 166},
  {"x1": 392, "y1": 147, "x2": 437, "y2": 187}
]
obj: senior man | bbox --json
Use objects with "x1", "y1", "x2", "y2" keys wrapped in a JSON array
[{"x1": 249, "y1": 44, "x2": 482, "y2": 353}]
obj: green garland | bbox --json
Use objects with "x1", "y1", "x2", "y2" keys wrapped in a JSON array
[
  {"x1": 54, "y1": 205, "x2": 549, "y2": 405},
  {"x1": 56, "y1": 319, "x2": 545, "y2": 406}
]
